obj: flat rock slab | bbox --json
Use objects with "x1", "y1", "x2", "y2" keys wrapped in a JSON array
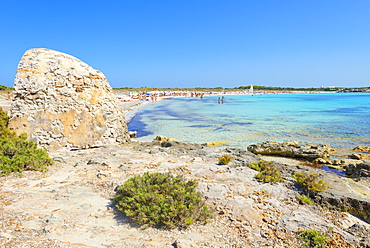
[{"x1": 1, "y1": 142, "x2": 369, "y2": 247}]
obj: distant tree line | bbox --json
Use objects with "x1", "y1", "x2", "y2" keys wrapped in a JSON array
[
  {"x1": 0, "y1": 85, "x2": 13, "y2": 91},
  {"x1": 114, "y1": 85, "x2": 369, "y2": 92},
  {"x1": 236, "y1": 85, "x2": 369, "y2": 92},
  {"x1": 236, "y1": 85, "x2": 335, "y2": 91}
]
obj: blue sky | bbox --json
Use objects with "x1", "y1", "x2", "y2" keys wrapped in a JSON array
[{"x1": 1, "y1": 0, "x2": 370, "y2": 88}]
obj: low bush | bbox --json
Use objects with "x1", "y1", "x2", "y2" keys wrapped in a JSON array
[
  {"x1": 250, "y1": 160, "x2": 284, "y2": 183},
  {"x1": 255, "y1": 165, "x2": 284, "y2": 183},
  {"x1": 218, "y1": 154, "x2": 232, "y2": 165},
  {"x1": 296, "y1": 229, "x2": 329, "y2": 248},
  {"x1": 114, "y1": 172, "x2": 213, "y2": 229},
  {"x1": 0, "y1": 107, "x2": 53, "y2": 176},
  {"x1": 293, "y1": 173, "x2": 328, "y2": 194},
  {"x1": 297, "y1": 194, "x2": 314, "y2": 205},
  {"x1": 0, "y1": 85, "x2": 13, "y2": 91},
  {"x1": 250, "y1": 160, "x2": 271, "y2": 171}
]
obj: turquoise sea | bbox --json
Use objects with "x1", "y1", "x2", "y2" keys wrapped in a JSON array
[{"x1": 128, "y1": 93, "x2": 370, "y2": 156}]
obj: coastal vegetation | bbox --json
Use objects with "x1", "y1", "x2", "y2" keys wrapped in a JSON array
[
  {"x1": 218, "y1": 154, "x2": 232, "y2": 165},
  {"x1": 297, "y1": 194, "x2": 314, "y2": 205},
  {"x1": 114, "y1": 172, "x2": 213, "y2": 229},
  {"x1": 0, "y1": 107, "x2": 53, "y2": 176},
  {"x1": 250, "y1": 160, "x2": 271, "y2": 171},
  {"x1": 296, "y1": 229, "x2": 329, "y2": 248},
  {"x1": 0, "y1": 85, "x2": 13, "y2": 91},
  {"x1": 113, "y1": 85, "x2": 370, "y2": 93},
  {"x1": 236, "y1": 85, "x2": 338, "y2": 92},
  {"x1": 249, "y1": 160, "x2": 284, "y2": 183},
  {"x1": 293, "y1": 173, "x2": 328, "y2": 195}
]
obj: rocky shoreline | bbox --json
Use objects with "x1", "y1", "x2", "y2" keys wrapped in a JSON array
[
  {"x1": 1, "y1": 47, "x2": 369, "y2": 247},
  {"x1": 1, "y1": 139, "x2": 369, "y2": 247}
]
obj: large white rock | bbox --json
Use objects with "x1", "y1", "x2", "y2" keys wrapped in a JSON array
[{"x1": 9, "y1": 48, "x2": 130, "y2": 150}]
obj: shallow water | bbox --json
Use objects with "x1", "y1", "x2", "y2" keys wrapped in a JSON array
[{"x1": 128, "y1": 93, "x2": 370, "y2": 154}]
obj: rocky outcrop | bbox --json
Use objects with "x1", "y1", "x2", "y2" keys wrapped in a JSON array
[
  {"x1": 345, "y1": 160, "x2": 370, "y2": 180},
  {"x1": 316, "y1": 192, "x2": 370, "y2": 224},
  {"x1": 269, "y1": 158, "x2": 370, "y2": 226},
  {"x1": 247, "y1": 141, "x2": 333, "y2": 160},
  {"x1": 354, "y1": 146, "x2": 370, "y2": 153},
  {"x1": 1, "y1": 141, "x2": 369, "y2": 247},
  {"x1": 8, "y1": 48, "x2": 130, "y2": 151}
]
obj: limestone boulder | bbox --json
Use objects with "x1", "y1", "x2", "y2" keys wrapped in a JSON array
[
  {"x1": 247, "y1": 141, "x2": 332, "y2": 160},
  {"x1": 8, "y1": 48, "x2": 130, "y2": 150}
]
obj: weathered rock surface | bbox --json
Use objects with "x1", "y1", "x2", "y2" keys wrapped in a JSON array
[
  {"x1": 345, "y1": 160, "x2": 370, "y2": 180},
  {"x1": 8, "y1": 48, "x2": 130, "y2": 151},
  {"x1": 1, "y1": 141, "x2": 369, "y2": 247},
  {"x1": 271, "y1": 158, "x2": 370, "y2": 225},
  {"x1": 247, "y1": 141, "x2": 333, "y2": 160}
]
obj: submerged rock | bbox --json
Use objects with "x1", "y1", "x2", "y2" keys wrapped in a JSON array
[
  {"x1": 348, "y1": 153, "x2": 368, "y2": 160},
  {"x1": 354, "y1": 146, "x2": 370, "y2": 153},
  {"x1": 8, "y1": 48, "x2": 130, "y2": 151},
  {"x1": 155, "y1": 135, "x2": 179, "y2": 142},
  {"x1": 247, "y1": 141, "x2": 333, "y2": 160},
  {"x1": 202, "y1": 141, "x2": 228, "y2": 147}
]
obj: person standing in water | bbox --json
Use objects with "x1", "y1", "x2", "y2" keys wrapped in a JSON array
[
  {"x1": 218, "y1": 97, "x2": 221, "y2": 104},
  {"x1": 221, "y1": 96, "x2": 225, "y2": 104}
]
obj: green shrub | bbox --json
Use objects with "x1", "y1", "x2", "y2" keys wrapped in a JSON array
[
  {"x1": 296, "y1": 229, "x2": 329, "y2": 248},
  {"x1": 255, "y1": 165, "x2": 284, "y2": 183},
  {"x1": 114, "y1": 172, "x2": 213, "y2": 229},
  {"x1": 250, "y1": 160, "x2": 271, "y2": 171},
  {"x1": 293, "y1": 173, "x2": 328, "y2": 194},
  {"x1": 250, "y1": 160, "x2": 284, "y2": 183},
  {"x1": 0, "y1": 107, "x2": 53, "y2": 176},
  {"x1": 218, "y1": 154, "x2": 232, "y2": 165},
  {"x1": 0, "y1": 85, "x2": 13, "y2": 91},
  {"x1": 297, "y1": 194, "x2": 314, "y2": 205}
]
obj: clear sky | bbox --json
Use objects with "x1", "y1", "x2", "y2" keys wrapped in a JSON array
[{"x1": 1, "y1": 0, "x2": 370, "y2": 89}]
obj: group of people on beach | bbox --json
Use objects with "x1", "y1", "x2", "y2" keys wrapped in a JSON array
[{"x1": 190, "y1": 92, "x2": 205, "y2": 99}]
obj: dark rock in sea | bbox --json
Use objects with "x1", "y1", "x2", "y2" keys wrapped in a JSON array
[
  {"x1": 345, "y1": 160, "x2": 370, "y2": 180},
  {"x1": 354, "y1": 146, "x2": 370, "y2": 153},
  {"x1": 247, "y1": 141, "x2": 333, "y2": 160},
  {"x1": 348, "y1": 153, "x2": 367, "y2": 160}
]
